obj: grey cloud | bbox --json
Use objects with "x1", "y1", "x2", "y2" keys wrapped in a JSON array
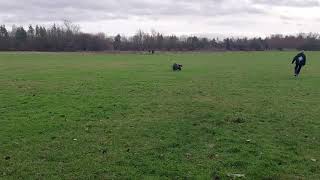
[
  {"x1": 0, "y1": 0, "x2": 319, "y2": 37},
  {"x1": 280, "y1": 15, "x2": 297, "y2": 20},
  {"x1": 252, "y1": 0, "x2": 320, "y2": 7},
  {"x1": 0, "y1": 0, "x2": 267, "y2": 23}
]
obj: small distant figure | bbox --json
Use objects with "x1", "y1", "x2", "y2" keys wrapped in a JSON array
[
  {"x1": 173, "y1": 63, "x2": 183, "y2": 71},
  {"x1": 148, "y1": 50, "x2": 155, "y2": 54},
  {"x1": 292, "y1": 50, "x2": 307, "y2": 77}
]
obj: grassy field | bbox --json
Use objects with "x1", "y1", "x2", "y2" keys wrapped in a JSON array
[{"x1": 0, "y1": 51, "x2": 319, "y2": 179}]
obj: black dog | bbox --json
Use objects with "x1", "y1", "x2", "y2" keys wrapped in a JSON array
[{"x1": 173, "y1": 63, "x2": 183, "y2": 71}]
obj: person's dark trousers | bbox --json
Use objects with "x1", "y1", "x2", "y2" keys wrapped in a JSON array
[{"x1": 295, "y1": 64, "x2": 303, "y2": 76}]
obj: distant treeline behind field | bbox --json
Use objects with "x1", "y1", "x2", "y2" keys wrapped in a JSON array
[{"x1": 1, "y1": 21, "x2": 320, "y2": 52}]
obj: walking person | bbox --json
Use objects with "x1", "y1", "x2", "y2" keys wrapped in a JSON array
[{"x1": 292, "y1": 50, "x2": 307, "y2": 77}]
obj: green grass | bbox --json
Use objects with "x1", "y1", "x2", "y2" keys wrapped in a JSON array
[{"x1": 0, "y1": 51, "x2": 319, "y2": 179}]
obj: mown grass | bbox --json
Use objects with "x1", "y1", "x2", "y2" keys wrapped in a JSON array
[{"x1": 0, "y1": 51, "x2": 319, "y2": 179}]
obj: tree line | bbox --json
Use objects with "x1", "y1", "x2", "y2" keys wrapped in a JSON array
[{"x1": 1, "y1": 22, "x2": 320, "y2": 51}]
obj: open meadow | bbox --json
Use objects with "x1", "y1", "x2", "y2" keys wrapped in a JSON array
[{"x1": 0, "y1": 52, "x2": 320, "y2": 179}]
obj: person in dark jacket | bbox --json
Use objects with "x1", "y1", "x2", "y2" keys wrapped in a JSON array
[{"x1": 292, "y1": 50, "x2": 307, "y2": 77}]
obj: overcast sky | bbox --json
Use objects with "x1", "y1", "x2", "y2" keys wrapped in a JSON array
[{"x1": 1, "y1": 0, "x2": 320, "y2": 37}]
